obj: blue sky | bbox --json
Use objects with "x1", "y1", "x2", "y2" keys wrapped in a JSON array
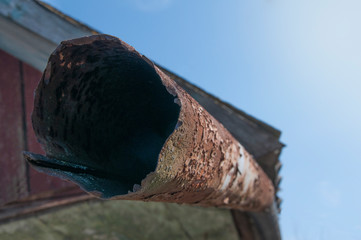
[{"x1": 42, "y1": 0, "x2": 361, "y2": 239}]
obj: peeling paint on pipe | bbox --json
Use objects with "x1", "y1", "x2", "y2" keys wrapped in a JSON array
[{"x1": 24, "y1": 34, "x2": 274, "y2": 211}]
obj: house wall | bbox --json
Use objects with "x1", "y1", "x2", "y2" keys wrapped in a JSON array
[{"x1": 0, "y1": 49, "x2": 77, "y2": 206}]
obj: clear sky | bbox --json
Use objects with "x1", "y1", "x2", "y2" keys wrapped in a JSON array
[{"x1": 42, "y1": 0, "x2": 361, "y2": 239}]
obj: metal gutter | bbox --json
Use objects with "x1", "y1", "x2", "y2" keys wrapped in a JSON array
[{"x1": 24, "y1": 35, "x2": 275, "y2": 211}]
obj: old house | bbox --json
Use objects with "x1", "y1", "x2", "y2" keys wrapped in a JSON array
[{"x1": 0, "y1": 0, "x2": 283, "y2": 239}]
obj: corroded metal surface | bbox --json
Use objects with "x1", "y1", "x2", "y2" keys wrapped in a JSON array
[
  {"x1": 121, "y1": 68, "x2": 275, "y2": 211},
  {"x1": 24, "y1": 34, "x2": 275, "y2": 211}
]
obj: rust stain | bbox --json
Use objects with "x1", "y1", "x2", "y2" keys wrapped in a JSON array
[{"x1": 119, "y1": 68, "x2": 275, "y2": 211}]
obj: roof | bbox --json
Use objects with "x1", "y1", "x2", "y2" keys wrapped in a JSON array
[{"x1": 0, "y1": 0, "x2": 283, "y2": 239}]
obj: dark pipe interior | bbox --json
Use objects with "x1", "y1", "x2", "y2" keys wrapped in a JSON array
[{"x1": 26, "y1": 39, "x2": 180, "y2": 198}]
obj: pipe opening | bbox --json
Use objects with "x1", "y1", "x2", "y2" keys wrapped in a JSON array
[{"x1": 25, "y1": 38, "x2": 180, "y2": 198}]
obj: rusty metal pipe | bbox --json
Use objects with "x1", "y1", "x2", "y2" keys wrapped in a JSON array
[{"x1": 24, "y1": 35, "x2": 274, "y2": 211}]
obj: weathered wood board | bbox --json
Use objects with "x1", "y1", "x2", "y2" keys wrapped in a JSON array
[{"x1": 0, "y1": 200, "x2": 240, "y2": 240}]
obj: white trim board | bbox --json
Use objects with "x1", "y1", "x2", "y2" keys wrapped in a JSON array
[{"x1": 0, "y1": 0, "x2": 94, "y2": 71}]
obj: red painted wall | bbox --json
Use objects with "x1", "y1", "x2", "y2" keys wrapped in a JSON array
[
  {"x1": 0, "y1": 49, "x2": 78, "y2": 206},
  {"x1": 0, "y1": 50, "x2": 28, "y2": 205}
]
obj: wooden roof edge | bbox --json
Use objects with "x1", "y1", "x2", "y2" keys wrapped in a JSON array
[
  {"x1": 34, "y1": 0, "x2": 100, "y2": 35},
  {"x1": 157, "y1": 65, "x2": 283, "y2": 141},
  {"x1": 0, "y1": 0, "x2": 95, "y2": 47}
]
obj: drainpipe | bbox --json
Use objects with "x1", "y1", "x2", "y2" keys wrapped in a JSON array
[{"x1": 24, "y1": 34, "x2": 275, "y2": 211}]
